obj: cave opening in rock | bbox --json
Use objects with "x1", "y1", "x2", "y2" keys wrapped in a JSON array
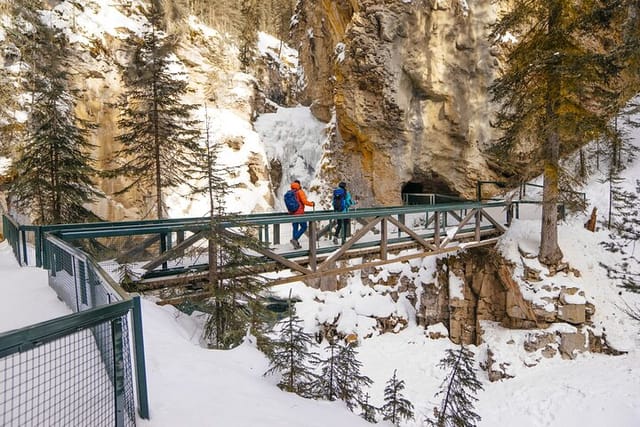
[
  {"x1": 401, "y1": 181, "x2": 425, "y2": 204},
  {"x1": 402, "y1": 175, "x2": 459, "y2": 204}
]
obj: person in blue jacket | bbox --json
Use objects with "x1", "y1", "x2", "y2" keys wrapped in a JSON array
[{"x1": 332, "y1": 181, "x2": 355, "y2": 244}]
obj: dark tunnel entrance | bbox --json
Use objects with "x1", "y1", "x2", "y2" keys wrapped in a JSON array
[{"x1": 401, "y1": 178, "x2": 460, "y2": 205}]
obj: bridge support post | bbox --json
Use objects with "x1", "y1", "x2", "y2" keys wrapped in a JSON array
[
  {"x1": 434, "y1": 213, "x2": 440, "y2": 247},
  {"x1": 380, "y1": 219, "x2": 387, "y2": 260},
  {"x1": 318, "y1": 261, "x2": 338, "y2": 291},
  {"x1": 160, "y1": 233, "x2": 168, "y2": 270},
  {"x1": 304, "y1": 222, "x2": 322, "y2": 289},
  {"x1": 176, "y1": 230, "x2": 184, "y2": 256}
]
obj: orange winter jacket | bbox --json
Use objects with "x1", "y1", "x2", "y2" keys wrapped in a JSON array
[{"x1": 290, "y1": 181, "x2": 314, "y2": 215}]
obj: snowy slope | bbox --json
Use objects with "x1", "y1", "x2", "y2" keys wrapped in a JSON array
[{"x1": 1, "y1": 1, "x2": 640, "y2": 426}]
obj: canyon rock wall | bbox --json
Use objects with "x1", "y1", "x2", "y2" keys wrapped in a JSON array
[
  {"x1": 294, "y1": 0, "x2": 505, "y2": 204},
  {"x1": 69, "y1": 9, "x2": 277, "y2": 220}
]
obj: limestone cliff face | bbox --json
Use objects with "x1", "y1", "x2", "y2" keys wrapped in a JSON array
[
  {"x1": 57, "y1": 8, "x2": 278, "y2": 221},
  {"x1": 294, "y1": 0, "x2": 504, "y2": 203}
]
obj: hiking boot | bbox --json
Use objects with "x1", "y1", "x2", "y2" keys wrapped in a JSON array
[
  {"x1": 290, "y1": 239, "x2": 301, "y2": 249},
  {"x1": 332, "y1": 236, "x2": 339, "y2": 245}
]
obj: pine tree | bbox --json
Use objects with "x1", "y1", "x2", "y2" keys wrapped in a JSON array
[
  {"x1": 8, "y1": 2, "x2": 100, "y2": 224},
  {"x1": 619, "y1": 0, "x2": 640, "y2": 94},
  {"x1": 264, "y1": 294, "x2": 319, "y2": 394},
  {"x1": 310, "y1": 340, "x2": 372, "y2": 410},
  {"x1": 621, "y1": 300, "x2": 640, "y2": 324},
  {"x1": 600, "y1": 178, "x2": 640, "y2": 292},
  {"x1": 0, "y1": 64, "x2": 18, "y2": 156},
  {"x1": 490, "y1": 1, "x2": 625, "y2": 265},
  {"x1": 311, "y1": 339, "x2": 341, "y2": 401},
  {"x1": 116, "y1": 262, "x2": 139, "y2": 292},
  {"x1": 380, "y1": 369, "x2": 414, "y2": 426},
  {"x1": 272, "y1": 0, "x2": 296, "y2": 47},
  {"x1": 335, "y1": 341, "x2": 373, "y2": 411},
  {"x1": 427, "y1": 345, "x2": 484, "y2": 427},
  {"x1": 238, "y1": 0, "x2": 259, "y2": 71},
  {"x1": 359, "y1": 392, "x2": 378, "y2": 423},
  {"x1": 199, "y1": 213, "x2": 274, "y2": 349},
  {"x1": 110, "y1": 1, "x2": 200, "y2": 219},
  {"x1": 186, "y1": 106, "x2": 273, "y2": 349}
]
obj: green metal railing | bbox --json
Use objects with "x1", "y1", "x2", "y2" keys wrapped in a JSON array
[
  {"x1": 42, "y1": 234, "x2": 149, "y2": 420},
  {"x1": 39, "y1": 201, "x2": 509, "y2": 284},
  {"x1": 402, "y1": 192, "x2": 465, "y2": 205},
  {"x1": 476, "y1": 180, "x2": 587, "y2": 205},
  {"x1": 1, "y1": 215, "x2": 150, "y2": 422},
  {"x1": 2, "y1": 214, "x2": 21, "y2": 263},
  {"x1": 2, "y1": 198, "x2": 512, "y2": 284},
  {"x1": 0, "y1": 297, "x2": 148, "y2": 426}
]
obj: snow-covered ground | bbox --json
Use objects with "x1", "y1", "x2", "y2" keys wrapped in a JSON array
[
  {"x1": 1, "y1": 208, "x2": 639, "y2": 426},
  {"x1": 1, "y1": 1, "x2": 640, "y2": 425},
  {"x1": 3, "y1": 93, "x2": 640, "y2": 425},
  {"x1": 2, "y1": 113, "x2": 640, "y2": 425}
]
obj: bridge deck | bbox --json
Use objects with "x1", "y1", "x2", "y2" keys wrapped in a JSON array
[{"x1": 42, "y1": 201, "x2": 512, "y2": 289}]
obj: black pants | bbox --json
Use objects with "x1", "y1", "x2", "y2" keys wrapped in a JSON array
[{"x1": 334, "y1": 217, "x2": 348, "y2": 238}]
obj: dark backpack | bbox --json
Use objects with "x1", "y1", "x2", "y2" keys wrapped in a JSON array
[
  {"x1": 284, "y1": 189, "x2": 300, "y2": 213},
  {"x1": 332, "y1": 188, "x2": 346, "y2": 211}
]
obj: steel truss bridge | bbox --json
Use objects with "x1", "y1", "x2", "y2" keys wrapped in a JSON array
[{"x1": 4, "y1": 198, "x2": 520, "y2": 298}]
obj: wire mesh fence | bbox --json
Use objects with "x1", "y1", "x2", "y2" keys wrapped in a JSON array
[
  {"x1": 0, "y1": 302, "x2": 138, "y2": 427},
  {"x1": 1, "y1": 217, "x2": 150, "y2": 425},
  {"x1": 44, "y1": 235, "x2": 130, "y2": 312}
]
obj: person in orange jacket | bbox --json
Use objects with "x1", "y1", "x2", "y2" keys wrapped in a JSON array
[{"x1": 289, "y1": 180, "x2": 315, "y2": 249}]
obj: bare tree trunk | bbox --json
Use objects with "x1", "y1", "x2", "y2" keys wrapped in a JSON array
[
  {"x1": 540, "y1": 153, "x2": 563, "y2": 265},
  {"x1": 539, "y1": 1, "x2": 564, "y2": 266}
]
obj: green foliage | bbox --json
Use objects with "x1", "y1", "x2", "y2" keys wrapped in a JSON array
[
  {"x1": 309, "y1": 340, "x2": 340, "y2": 401},
  {"x1": 8, "y1": 1, "x2": 100, "y2": 224},
  {"x1": 600, "y1": 178, "x2": 640, "y2": 292},
  {"x1": 489, "y1": 0, "x2": 632, "y2": 265},
  {"x1": 184, "y1": 104, "x2": 233, "y2": 216},
  {"x1": 200, "y1": 219, "x2": 273, "y2": 349},
  {"x1": 490, "y1": 0, "x2": 622, "y2": 167},
  {"x1": 238, "y1": 0, "x2": 259, "y2": 71},
  {"x1": 359, "y1": 392, "x2": 378, "y2": 423},
  {"x1": 426, "y1": 345, "x2": 484, "y2": 427},
  {"x1": 110, "y1": 2, "x2": 200, "y2": 219},
  {"x1": 336, "y1": 341, "x2": 373, "y2": 410},
  {"x1": 310, "y1": 340, "x2": 373, "y2": 411},
  {"x1": 185, "y1": 106, "x2": 273, "y2": 350},
  {"x1": 177, "y1": 0, "x2": 296, "y2": 40},
  {"x1": 264, "y1": 298, "x2": 320, "y2": 394},
  {"x1": 380, "y1": 369, "x2": 414, "y2": 426},
  {"x1": 0, "y1": 54, "x2": 19, "y2": 155}
]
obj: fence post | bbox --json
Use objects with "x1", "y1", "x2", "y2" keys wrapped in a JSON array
[
  {"x1": 160, "y1": 232, "x2": 167, "y2": 270},
  {"x1": 35, "y1": 228, "x2": 42, "y2": 267},
  {"x1": 132, "y1": 296, "x2": 150, "y2": 419},
  {"x1": 20, "y1": 228, "x2": 27, "y2": 266},
  {"x1": 434, "y1": 212, "x2": 440, "y2": 247},
  {"x1": 111, "y1": 317, "x2": 126, "y2": 427}
]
